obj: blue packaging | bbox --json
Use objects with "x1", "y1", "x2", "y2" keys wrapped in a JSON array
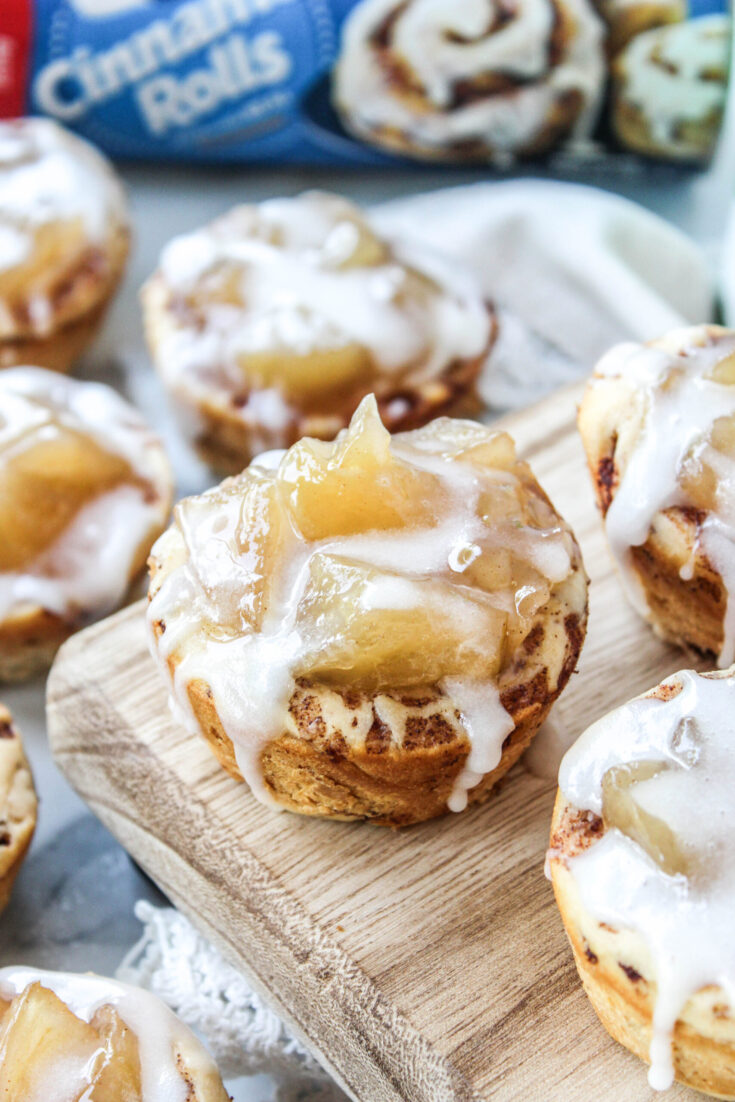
[{"x1": 0, "y1": 0, "x2": 731, "y2": 165}]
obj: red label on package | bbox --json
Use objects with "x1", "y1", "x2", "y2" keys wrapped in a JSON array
[{"x1": 0, "y1": 0, "x2": 32, "y2": 118}]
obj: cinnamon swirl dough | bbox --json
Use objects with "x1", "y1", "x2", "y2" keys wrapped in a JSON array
[
  {"x1": 142, "y1": 191, "x2": 495, "y2": 473},
  {"x1": 578, "y1": 325, "x2": 735, "y2": 668},
  {"x1": 0, "y1": 707, "x2": 36, "y2": 914},
  {"x1": 549, "y1": 668, "x2": 735, "y2": 1098},
  {"x1": 0, "y1": 967, "x2": 229, "y2": 1100},
  {"x1": 332, "y1": 0, "x2": 606, "y2": 161},
  {"x1": 148, "y1": 395, "x2": 588, "y2": 826},
  {"x1": 612, "y1": 16, "x2": 731, "y2": 161},
  {"x1": 0, "y1": 118, "x2": 129, "y2": 373},
  {"x1": 0, "y1": 368, "x2": 173, "y2": 680}
]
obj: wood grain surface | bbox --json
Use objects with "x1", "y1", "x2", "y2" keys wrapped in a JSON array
[{"x1": 47, "y1": 382, "x2": 706, "y2": 1101}]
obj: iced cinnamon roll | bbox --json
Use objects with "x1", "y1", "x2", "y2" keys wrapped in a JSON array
[
  {"x1": 0, "y1": 967, "x2": 229, "y2": 1100},
  {"x1": 0, "y1": 118, "x2": 129, "y2": 373},
  {"x1": 332, "y1": 0, "x2": 606, "y2": 161},
  {"x1": 142, "y1": 191, "x2": 495, "y2": 473},
  {"x1": 578, "y1": 325, "x2": 735, "y2": 668},
  {"x1": 612, "y1": 15, "x2": 731, "y2": 161},
  {"x1": 549, "y1": 667, "x2": 735, "y2": 1098},
  {"x1": 0, "y1": 707, "x2": 36, "y2": 913},
  {"x1": 148, "y1": 395, "x2": 588, "y2": 826},
  {"x1": 0, "y1": 368, "x2": 173, "y2": 681}
]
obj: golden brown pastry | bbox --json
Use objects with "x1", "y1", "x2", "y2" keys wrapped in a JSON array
[
  {"x1": 148, "y1": 394, "x2": 588, "y2": 826},
  {"x1": 593, "y1": 0, "x2": 684, "y2": 55},
  {"x1": 611, "y1": 16, "x2": 731, "y2": 162},
  {"x1": 549, "y1": 667, "x2": 735, "y2": 1098},
  {"x1": 0, "y1": 367, "x2": 173, "y2": 681},
  {"x1": 578, "y1": 324, "x2": 735, "y2": 667},
  {"x1": 0, "y1": 966, "x2": 230, "y2": 1100},
  {"x1": 0, "y1": 707, "x2": 36, "y2": 913},
  {"x1": 0, "y1": 118, "x2": 129, "y2": 373},
  {"x1": 141, "y1": 191, "x2": 496, "y2": 473},
  {"x1": 332, "y1": 0, "x2": 606, "y2": 162}
]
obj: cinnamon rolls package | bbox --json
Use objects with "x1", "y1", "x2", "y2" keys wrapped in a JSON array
[{"x1": 2, "y1": 0, "x2": 730, "y2": 167}]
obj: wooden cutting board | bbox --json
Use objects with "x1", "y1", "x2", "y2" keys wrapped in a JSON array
[{"x1": 46, "y1": 381, "x2": 706, "y2": 1102}]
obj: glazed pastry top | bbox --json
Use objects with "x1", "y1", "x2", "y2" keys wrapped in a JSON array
[
  {"x1": 147, "y1": 191, "x2": 491, "y2": 411},
  {"x1": 148, "y1": 394, "x2": 582, "y2": 810},
  {"x1": 0, "y1": 117, "x2": 128, "y2": 338},
  {"x1": 334, "y1": 0, "x2": 605, "y2": 152},
  {"x1": 584, "y1": 325, "x2": 735, "y2": 665},
  {"x1": 0, "y1": 367, "x2": 171, "y2": 623},
  {"x1": 616, "y1": 16, "x2": 730, "y2": 141},
  {"x1": 558, "y1": 667, "x2": 735, "y2": 1091},
  {"x1": 0, "y1": 966, "x2": 227, "y2": 1101}
]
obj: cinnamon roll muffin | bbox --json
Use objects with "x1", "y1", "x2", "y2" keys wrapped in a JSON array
[
  {"x1": 611, "y1": 15, "x2": 731, "y2": 161},
  {"x1": 0, "y1": 367, "x2": 173, "y2": 681},
  {"x1": 148, "y1": 394, "x2": 588, "y2": 826},
  {"x1": 0, "y1": 967, "x2": 229, "y2": 1100},
  {"x1": 0, "y1": 118, "x2": 129, "y2": 372},
  {"x1": 142, "y1": 191, "x2": 495, "y2": 473},
  {"x1": 578, "y1": 325, "x2": 735, "y2": 667},
  {"x1": 593, "y1": 0, "x2": 684, "y2": 55},
  {"x1": 0, "y1": 707, "x2": 36, "y2": 913},
  {"x1": 332, "y1": 0, "x2": 606, "y2": 162},
  {"x1": 549, "y1": 667, "x2": 735, "y2": 1098}
]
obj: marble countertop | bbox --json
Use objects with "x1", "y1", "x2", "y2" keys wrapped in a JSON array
[{"x1": 0, "y1": 146, "x2": 732, "y2": 1100}]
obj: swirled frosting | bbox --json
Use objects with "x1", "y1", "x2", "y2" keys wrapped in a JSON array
[
  {"x1": 0, "y1": 118, "x2": 128, "y2": 338},
  {"x1": 148, "y1": 394, "x2": 581, "y2": 811},
  {"x1": 333, "y1": 0, "x2": 606, "y2": 156},
  {"x1": 0, "y1": 966, "x2": 226, "y2": 1102},
  {"x1": 586, "y1": 325, "x2": 735, "y2": 667},
  {"x1": 558, "y1": 668, "x2": 735, "y2": 1091},
  {"x1": 615, "y1": 15, "x2": 730, "y2": 151},
  {"x1": 144, "y1": 191, "x2": 492, "y2": 435},
  {"x1": 0, "y1": 367, "x2": 171, "y2": 625}
]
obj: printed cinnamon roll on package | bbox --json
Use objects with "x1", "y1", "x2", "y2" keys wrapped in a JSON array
[{"x1": 0, "y1": 0, "x2": 731, "y2": 167}]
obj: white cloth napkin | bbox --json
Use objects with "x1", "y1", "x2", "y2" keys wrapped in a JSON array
[
  {"x1": 116, "y1": 180, "x2": 713, "y2": 1090},
  {"x1": 374, "y1": 180, "x2": 714, "y2": 408}
]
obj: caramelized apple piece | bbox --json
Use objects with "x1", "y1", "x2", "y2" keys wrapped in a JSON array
[
  {"x1": 177, "y1": 468, "x2": 285, "y2": 633},
  {"x1": 296, "y1": 555, "x2": 507, "y2": 690},
  {"x1": 0, "y1": 218, "x2": 89, "y2": 309},
  {"x1": 326, "y1": 212, "x2": 389, "y2": 270},
  {"x1": 0, "y1": 426, "x2": 136, "y2": 572},
  {"x1": 235, "y1": 339, "x2": 372, "y2": 405},
  {"x1": 406, "y1": 420, "x2": 517, "y2": 469},
  {"x1": 279, "y1": 396, "x2": 445, "y2": 539},
  {"x1": 0, "y1": 982, "x2": 103, "y2": 1100},
  {"x1": 679, "y1": 414, "x2": 735, "y2": 511},
  {"x1": 602, "y1": 760, "x2": 690, "y2": 877},
  {"x1": 709, "y1": 351, "x2": 735, "y2": 385},
  {"x1": 88, "y1": 1004, "x2": 143, "y2": 1101}
]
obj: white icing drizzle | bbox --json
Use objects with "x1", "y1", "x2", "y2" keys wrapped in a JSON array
[
  {"x1": 558, "y1": 669, "x2": 735, "y2": 1092},
  {"x1": 617, "y1": 16, "x2": 730, "y2": 147},
  {"x1": 334, "y1": 0, "x2": 605, "y2": 154},
  {"x1": 0, "y1": 966, "x2": 216, "y2": 1102},
  {"x1": 0, "y1": 118, "x2": 128, "y2": 335},
  {"x1": 148, "y1": 398, "x2": 575, "y2": 811},
  {"x1": 594, "y1": 328, "x2": 735, "y2": 667},
  {"x1": 149, "y1": 192, "x2": 491, "y2": 414},
  {"x1": 0, "y1": 367, "x2": 171, "y2": 624}
]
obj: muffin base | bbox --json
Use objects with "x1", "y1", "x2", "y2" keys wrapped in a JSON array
[
  {"x1": 550, "y1": 792, "x2": 735, "y2": 1099},
  {"x1": 149, "y1": 552, "x2": 587, "y2": 826},
  {"x1": 612, "y1": 99, "x2": 722, "y2": 162},
  {"x1": 0, "y1": 228, "x2": 129, "y2": 374},
  {"x1": 0, "y1": 707, "x2": 37, "y2": 913}
]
